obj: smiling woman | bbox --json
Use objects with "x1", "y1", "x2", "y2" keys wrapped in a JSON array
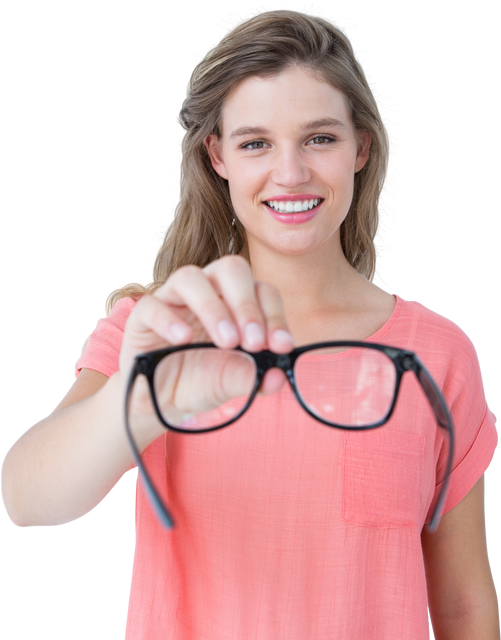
[
  {"x1": 86, "y1": 6, "x2": 497, "y2": 640},
  {"x1": 2, "y1": 8, "x2": 498, "y2": 640},
  {"x1": 83, "y1": 5, "x2": 497, "y2": 640}
]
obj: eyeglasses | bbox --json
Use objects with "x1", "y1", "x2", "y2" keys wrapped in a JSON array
[{"x1": 124, "y1": 341, "x2": 455, "y2": 534}]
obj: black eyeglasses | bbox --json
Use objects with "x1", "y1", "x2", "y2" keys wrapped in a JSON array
[{"x1": 124, "y1": 341, "x2": 454, "y2": 534}]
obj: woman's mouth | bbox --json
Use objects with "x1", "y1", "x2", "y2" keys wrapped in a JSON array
[{"x1": 263, "y1": 198, "x2": 323, "y2": 224}]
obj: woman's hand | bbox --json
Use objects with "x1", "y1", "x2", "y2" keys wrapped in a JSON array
[{"x1": 119, "y1": 255, "x2": 295, "y2": 429}]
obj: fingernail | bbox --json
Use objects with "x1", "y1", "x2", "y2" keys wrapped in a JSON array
[
  {"x1": 217, "y1": 319, "x2": 239, "y2": 344},
  {"x1": 273, "y1": 329, "x2": 294, "y2": 345},
  {"x1": 245, "y1": 322, "x2": 265, "y2": 347}
]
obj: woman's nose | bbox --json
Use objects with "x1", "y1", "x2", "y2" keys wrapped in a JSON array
[{"x1": 270, "y1": 148, "x2": 311, "y2": 187}]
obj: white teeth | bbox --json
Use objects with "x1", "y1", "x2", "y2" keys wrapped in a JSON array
[{"x1": 266, "y1": 198, "x2": 321, "y2": 213}]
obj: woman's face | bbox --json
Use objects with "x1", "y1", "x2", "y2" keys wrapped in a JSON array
[{"x1": 206, "y1": 65, "x2": 370, "y2": 258}]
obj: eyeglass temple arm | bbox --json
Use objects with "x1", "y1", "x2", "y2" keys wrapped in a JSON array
[
  {"x1": 124, "y1": 361, "x2": 175, "y2": 529},
  {"x1": 410, "y1": 355, "x2": 456, "y2": 533}
]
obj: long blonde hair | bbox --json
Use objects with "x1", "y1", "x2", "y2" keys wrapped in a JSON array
[{"x1": 106, "y1": 10, "x2": 389, "y2": 314}]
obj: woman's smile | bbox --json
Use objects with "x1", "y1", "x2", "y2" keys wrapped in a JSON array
[{"x1": 263, "y1": 195, "x2": 324, "y2": 224}]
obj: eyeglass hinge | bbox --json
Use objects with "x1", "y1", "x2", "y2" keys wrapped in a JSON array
[{"x1": 401, "y1": 354, "x2": 416, "y2": 371}]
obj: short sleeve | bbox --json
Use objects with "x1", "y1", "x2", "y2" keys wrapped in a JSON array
[
  {"x1": 75, "y1": 296, "x2": 137, "y2": 378},
  {"x1": 425, "y1": 327, "x2": 497, "y2": 522},
  {"x1": 71, "y1": 297, "x2": 136, "y2": 475}
]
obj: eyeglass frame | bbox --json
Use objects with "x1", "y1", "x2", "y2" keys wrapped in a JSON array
[{"x1": 124, "y1": 340, "x2": 455, "y2": 534}]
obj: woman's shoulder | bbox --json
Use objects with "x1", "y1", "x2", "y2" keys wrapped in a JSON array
[{"x1": 394, "y1": 296, "x2": 478, "y2": 359}]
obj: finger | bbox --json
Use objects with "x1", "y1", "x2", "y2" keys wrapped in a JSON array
[
  {"x1": 257, "y1": 368, "x2": 287, "y2": 396},
  {"x1": 254, "y1": 282, "x2": 294, "y2": 353},
  {"x1": 132, "y1": 294, "x2": 193, "y2": 345},
  {"x1": 154, "y1": 264, "x2": 240, "y2": 349},
  {"x1": 119, "y1": 295, "x2": 193, "y2": 377},
  {"x1": 203, "y1": 255, "x2": 267, "y2": 352}
]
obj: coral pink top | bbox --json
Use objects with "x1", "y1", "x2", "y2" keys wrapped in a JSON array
[{"x1": 76, "y1": 295, "x2": 497, "y2": 640}]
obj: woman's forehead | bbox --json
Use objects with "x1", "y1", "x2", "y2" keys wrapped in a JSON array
[{"x1": 220, "y1": 67, "x2": 352, "y2": 137}]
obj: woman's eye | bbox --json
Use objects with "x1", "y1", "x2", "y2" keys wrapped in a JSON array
[
  {"x1": 241, "y1": 136, "x2": 336, "y2": 150},
  {"x1": 309, "y1": 135, "x2": 336, "y2": 145},
  {"x1": 242, "y1": 140, "x2": 264, "y2": 149}
]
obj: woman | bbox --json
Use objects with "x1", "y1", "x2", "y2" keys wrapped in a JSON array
[{"x1": 2, "y1": 10, "x2": 499, "y2": 639}]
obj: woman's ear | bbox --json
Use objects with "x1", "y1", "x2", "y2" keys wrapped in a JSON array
[
  {"x1": 355, "y1": 132, "x2": 371, "y2": 173},
  {"x1": 205, "y1": 135, "x2": 228, "y2": 180}
]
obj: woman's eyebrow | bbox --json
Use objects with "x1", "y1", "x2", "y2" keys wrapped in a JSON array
[{"x1": 229, "y1": 118, "x2": 346, "y2": 140}]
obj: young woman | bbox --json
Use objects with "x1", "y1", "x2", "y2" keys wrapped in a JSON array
[{"x1": 2, "y1": 10, "x2": 499, "y2": 639}]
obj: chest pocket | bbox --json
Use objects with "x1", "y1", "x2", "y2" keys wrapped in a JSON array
[{"x1": 342, "y1": 429, "x2": 425, "y2": 528}]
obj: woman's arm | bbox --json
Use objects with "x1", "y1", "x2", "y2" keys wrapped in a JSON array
[{"x1": 421, "y1": 474, "x2": 500, "y2": 639}]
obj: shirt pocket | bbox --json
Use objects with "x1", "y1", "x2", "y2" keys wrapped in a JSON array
[{"x1": 342, "y1": 430, "x2": 425, "y2": 528}]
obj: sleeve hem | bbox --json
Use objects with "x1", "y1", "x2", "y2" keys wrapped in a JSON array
[{"x1": 426, "y1": 408, "x2": 498, "y2": 522}]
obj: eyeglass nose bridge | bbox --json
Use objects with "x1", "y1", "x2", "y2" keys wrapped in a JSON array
[
  {"x1": 256, "y1": 351, "x2": 297, "y2": 373},
  {"x1": 248, "y1": 350, "x2": 299, "y2": 388}
]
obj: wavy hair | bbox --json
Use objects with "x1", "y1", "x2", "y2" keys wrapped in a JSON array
[{"x1": 106, "y1": 10, "x2": 388, "y2": 314}]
